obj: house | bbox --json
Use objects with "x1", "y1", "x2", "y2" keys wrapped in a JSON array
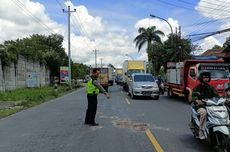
[
  {"x1": 201, "y1": 49, "x2": 225, "y2": 59},
  {"x1": 222, "y1": 45, "x2": 230, "y2": 63}
]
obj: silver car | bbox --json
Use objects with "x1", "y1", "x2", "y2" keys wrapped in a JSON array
[{"x1": 128, "y1": 73, "x2": 160, "y2": 99}]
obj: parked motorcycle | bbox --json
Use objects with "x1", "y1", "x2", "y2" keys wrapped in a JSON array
[{"x1": 189, "y1": 95, "x2": 229, "y2": 152}]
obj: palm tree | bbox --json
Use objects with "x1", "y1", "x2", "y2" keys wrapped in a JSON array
[
  {"x1": 134, "y1": 26, "x2": 164, "y2": 56},
  {"x1": 133, "y1": 26, "x2": 164, "y2": 74}
]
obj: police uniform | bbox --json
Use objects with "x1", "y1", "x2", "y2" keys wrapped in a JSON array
[{"x1": 84, "y1": 77, "x2": 105, "y2": 126}]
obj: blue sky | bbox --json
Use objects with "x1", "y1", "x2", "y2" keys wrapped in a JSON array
[
  {"x1": 40, "y1": 0, "x2": 218, "y2": 33},
  {"x1": 0, "y1": 0, "x2": 229, "y2": 67}
]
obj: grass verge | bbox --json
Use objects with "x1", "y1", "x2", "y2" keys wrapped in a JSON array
[{"x1": 0, "y1": 84, "x2": 83, "y2": 118}]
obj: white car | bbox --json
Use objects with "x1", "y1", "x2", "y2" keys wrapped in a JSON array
[{"x1": 128, "y1": 73, "x2": 160, "y2": 99}]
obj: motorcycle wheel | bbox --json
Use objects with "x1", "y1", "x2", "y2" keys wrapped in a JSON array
[{"x1": 214, "y1": 131, "x2": 228, "y2": 152}]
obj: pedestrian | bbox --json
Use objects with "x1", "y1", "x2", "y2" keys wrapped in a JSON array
[{"x1": 84, "y1": 68, "x2": 110, "y2": 126}]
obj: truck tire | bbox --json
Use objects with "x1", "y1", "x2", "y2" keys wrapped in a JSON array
[{"x1": 185, "y1": 90, "x2": 191, "y2": 102}]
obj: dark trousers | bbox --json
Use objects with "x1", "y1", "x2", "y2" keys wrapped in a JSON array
[{"x1": 84, "y1": 94, "x2": 98, "y2": 124}]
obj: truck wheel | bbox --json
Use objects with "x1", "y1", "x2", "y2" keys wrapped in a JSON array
[{"x1": 185, "y1": 91, "x2": 191, "y2": 102}]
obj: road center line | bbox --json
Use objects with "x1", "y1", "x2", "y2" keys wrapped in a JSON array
[
  {"x1": 145, "y1": 129, "x2": 164, "y2": 152},
  {"x1": 125, "y1": 97, "x2": 130, "y2": 104}
]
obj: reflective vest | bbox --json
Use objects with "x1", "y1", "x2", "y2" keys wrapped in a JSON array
[{"x1": 87, "y1": 79, "x2": 100, "y2": 95}]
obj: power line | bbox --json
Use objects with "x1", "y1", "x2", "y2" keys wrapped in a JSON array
[
  {"x1": 181, "y1": 0, "x2": 230, "y2": 35},
  {"x1": 184, "y1": 16, "x2": 230, "y2": 28},
  {"x1": 188, "y1": 1, "x2": 229, "y2": 36},
  {"x1": 189, "y1": 27, "x2": 230, "y2": 42},
  {"x1": 157, "y1": 0, "x2": 228, "y2": 36},
  {"x1": 63, "y1": 5, "x2": 76, "y2": 86},
  {"x1": 58, "y1": 1, "x2": 98, "y2": 66},
  {"x1": 11, "y1": 0, "x2": 56, "y2": 34},
  {"x1": 55, "y1": 0, "x2": 64, "y2": 8},
  {"x1": 178, "y1": 0, "x2": 230, "y2": 12},
  {"x1": 156, "y1": 0, "x2": 195, "y2": 11}
]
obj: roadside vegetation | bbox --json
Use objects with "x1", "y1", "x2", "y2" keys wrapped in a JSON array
[
  {"x1": 0, "y1": 84, "x2": 83, "y2": 118},
  {"x1": 0, "y1": 34, "x2": 89, "y2": 118}
]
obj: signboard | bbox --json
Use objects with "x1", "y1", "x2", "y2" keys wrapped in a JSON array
[
  {"x1": 26, "y1": 72, "x2": 38, "y2": 87},
  {"x1": 60, "y1": 66, "x2": 69, "y2": 84},
  {"x1": 128, "y1": 61, "x2": 144, "y2": 69}
]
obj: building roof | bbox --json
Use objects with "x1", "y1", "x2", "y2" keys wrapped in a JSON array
[
  {"x1": 222, "y1": 45, "x2": 230, "y2": 53},
  {"x1": 201, "y1": 49, "x2": 225, "y2": 58}
]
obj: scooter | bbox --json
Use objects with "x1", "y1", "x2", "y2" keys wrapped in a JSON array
[{"x1": 189, "y1": 95, "x2": 229, "y2": 152}]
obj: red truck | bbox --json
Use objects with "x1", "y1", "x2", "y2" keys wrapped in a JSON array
[{"x1": 165, "y1": 57, "x2": 230, "y2": 102}]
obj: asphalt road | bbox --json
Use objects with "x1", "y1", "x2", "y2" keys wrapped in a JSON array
[{"x1": 0, "y1": 84, "x2": 216, "y2": 152}]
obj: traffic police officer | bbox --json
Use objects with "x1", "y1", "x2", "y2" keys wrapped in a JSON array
[{"x1": 84, "y1": 68, "x2": 110, "y2": 126}]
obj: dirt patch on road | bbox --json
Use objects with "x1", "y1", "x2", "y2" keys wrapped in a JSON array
[{"x1": 112, "y1": 118, "x2": 149, "y2": 132}]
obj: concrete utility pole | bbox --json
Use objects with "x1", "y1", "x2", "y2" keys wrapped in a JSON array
[
  {"x1": 63, "y1": 6, "x2": 76, "y2": 86},
  {"x1": 178, "y1": 26, "x2": 182, "y2": 62},
  {"x1": 100, "y1": 58, "x2": 103, "y2": 68},
  {"x1": 93, "y1": 50, "x2": 98, "y2": 68}
]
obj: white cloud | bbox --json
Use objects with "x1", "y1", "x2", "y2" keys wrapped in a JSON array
[
  {"x1": 63, "y1": 1, "x2": 139, "y2": 67},
  {"x1": 134, "y1": 17, "x2": 179, "y2": 41},
  {"x1": 195, "y1": 0, "x2": 230, "y2": 47},
  {"x1": 195, "y1": 0, "x2": 230, "y2": 19},
  {"x1": 0, "y1": 0, "x2": 151, "y2": 68},
  {"x1": 0, "y1": 0, "x2": 64, "y2": 42},
  {"x1": 0, "y1": 0, "x2": 137, "y2": 68},
  {"x1": 195, "y1": 36, "x2": 222, "y2": 55}
]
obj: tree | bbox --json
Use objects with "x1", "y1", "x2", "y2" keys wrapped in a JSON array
[
  {"x1": 162, "y1": 34, "x2": 193, "y2": 62},
  {"x1": 147, "y1": 34, "x2": 195, "y2": 75},
  {"x1": 72, "y1": 63, "x2": 89, "y2": 79},
  {"x1": 0, "y1": 34, "x2": 69, "y2": 82},
  {"x1": 211, "y1": 45, "x2": 223, "y2": 50},
  {"x1": 133, "y1": 26, "x2": 164, "y2": 61}
]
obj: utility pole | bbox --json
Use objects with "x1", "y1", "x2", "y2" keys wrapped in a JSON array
[
  {"x1": 100, "y1": 58, "x2": 103, "y2": 68},
  {"x1": 175, "y1": 27, "x2": 180, "y2": 62},
  {"x1": 63, "y1": 6, "x2": 76, "y2": 86},
  {"x1": 178, "y1": 26, "x2": 182, "y2": 62},
  {"x1": 93, "y1": 49, "x2": 98, "y2": 68}
]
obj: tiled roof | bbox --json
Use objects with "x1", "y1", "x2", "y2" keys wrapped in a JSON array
[{"x1": 201, "y1": 49, "x2": 225, "y2": 57}]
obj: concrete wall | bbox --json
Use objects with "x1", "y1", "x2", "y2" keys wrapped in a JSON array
[{"x1": 0, "y1": 55, "x2": 50, "y2": 91}]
